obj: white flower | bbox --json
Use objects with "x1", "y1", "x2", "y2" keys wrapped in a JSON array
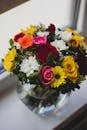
[
  {"x1": 23, "y1": 83, "x2": 36, "y2": 96},
  {"x1": 61, "y1": 31, "x2": 72, "y2": 42},
  {"x1": 23, "y1": 83, "x2": 36, "y2": 92},
  {"x1": 14, "y1": 42, "x2": 21, "y2": 49},
  {"x1": 19, "y1": 83, "x2": 36, "y2": 99},
  {"x1": 55, "y1": 29, "x2": 62, "y2": 35},
  {"x1": 51, "y1": 40, "x2": 68, "y2": 50},
  {"x1": 20, "y1": 55, "x2": 40, "y2": 77},
  {"x1": 37, "y1": 31, "x2": 49, "y2": 36}
]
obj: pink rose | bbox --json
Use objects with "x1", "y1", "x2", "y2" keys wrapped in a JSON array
[
  {"x1": 41, "y1": 66, "x2": 54, "y2": 87},
  {"x1": 33, "y1": 36, "x2": 47, "y2": 45}
]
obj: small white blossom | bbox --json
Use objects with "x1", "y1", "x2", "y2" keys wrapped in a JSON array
[
  {"x1": 37, "y1": 31, "x2": 49, "y2": 36},
  {"x1": 23, "y1": 83, "x2": 36, "y2": 92},
  {"x1": 19, "y1": 83, "x2": 36, "y2": 99},
  {"x1": 61, "y1": 31, "x2": 72, "y2": 42},
  {"x1": 20, "y1": 55, "x2": 40, "y2": 77},
  {"x1": 14, "y1": 42, "x2": 21, "y2": 49},
  {"x1": 23, "y1": 83, "x2": 36, "y2": 96},
  {"x1": 51, "y1": 40, "x2": 68, "y2": 51},
  {"x1": 55, "y1": 29, "x2": 62, "y2": 35}
]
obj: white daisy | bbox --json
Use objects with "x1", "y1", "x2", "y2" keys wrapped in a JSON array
[
  {"x1": 20, "y1": 55, "x2": 40, "y2": 77},
  {"x1": 37, "y1": 31, "x2": 49, "y2": 36},
  {"x1": 61, "y1": 31, "x2": 72, "y2": 42},
  {"x1": 51, "y1": 39, "x2": 68, "y2": 51},
  {"x1": 55, "y1": 29, "x2": 62, "y2": 35}
]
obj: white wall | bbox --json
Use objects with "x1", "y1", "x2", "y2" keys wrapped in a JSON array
[{"x1": 0, "y1": 0, "x2": 76, "y2": 61}]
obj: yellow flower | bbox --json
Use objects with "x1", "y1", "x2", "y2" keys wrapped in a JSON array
[
  {"x1": 3, "y1": 48, "x2": 17, "y2": 72},
  {"x1": 51, "y1": 66, "x2": 66, "y2": 88},
  {"x1": 62, "y1": 56, "x2": 79, "y2": 83},
  {"x1": 64, "y1": 28, "x2": 74, "y2": 33},
  {"x1": 65, "y1": 28, "x2": 84, "y2": 47},
  {"x1": 72, "y1": 32, "x2": 84, "y2": 42},
  {"x1": 21, "y1": 25, "x2": 37, "y2": 35}
]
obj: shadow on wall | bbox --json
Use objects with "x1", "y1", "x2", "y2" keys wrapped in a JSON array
[
  {"x1": 81, "y1": 0, "x2": 87, "y2": 39},
  {"x1": 70, "y1": 0, "x2": 81, "y2": 29},
  {"x1": 77, "y1": 0, "x2": 87, "y2": 40},
  {"x1": 0, "y1": 0, "x2": 29, "y2": 14}
]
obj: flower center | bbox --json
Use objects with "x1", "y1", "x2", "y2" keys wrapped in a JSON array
[{"x1": 55, "y1": 74, "x2": 60, "y2": 79}]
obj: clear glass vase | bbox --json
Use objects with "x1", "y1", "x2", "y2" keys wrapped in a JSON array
[{"x1": 17, "y1": 82, "x2": 70, "y2": 116}]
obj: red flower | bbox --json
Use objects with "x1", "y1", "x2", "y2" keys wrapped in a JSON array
[
  {"x1": 76, "y1": 50, "x2": 87, "y2": 75},
  {"x1": 47, "y1": 24, "x2": 55, "y2": 34},
  {"x1": 41, "y1": 66, "x2": 54, "y2": 87},
  {"x1": 14, "y1": 32, "x2": 25, "y2": 42},
  {"x1": 35, "y1": 44, "x2": 59, "y2": 63}
]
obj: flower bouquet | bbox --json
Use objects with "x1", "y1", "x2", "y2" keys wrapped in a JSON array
[{"x1": 3, "y1": 23, "x2": 87, "y2": 116}]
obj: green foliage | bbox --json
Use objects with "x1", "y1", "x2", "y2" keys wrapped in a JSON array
[
  {"x1": 9, "y1": 38, "x2": 14, "y2": 47},
  {"x1": 47, "y1": 34, "x2": 55, "y2": 42},
  {"x1": 77, "y1": 75, "x2": 86, "y2": 84},
  {"x1": 61, "y1": 48, "x2": 77, "y2": 56},
  {"x1": 29, "y1": 72, "x2": 40, "y2": 84},
  {"x1": 59, "y1": 80, "x2": 80, "y2": 94},
  {"x1": 36, "y1": 23, "x2": 46, "y2": 32},
  {"x1": 13, "y1": 65, "x2": 20, "y2": 74},
  {"x1": 55, "y1": 34, "x2": 61, "y2": 40},
  {"x1": 46, "y1": 53, "x2": 59, "y2": 67},
  {"x1": 18, "y1": 72, "x2": 27, "y2": 84}
]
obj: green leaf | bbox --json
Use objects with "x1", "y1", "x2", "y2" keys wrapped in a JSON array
[
  {"x1": 29, "y1": 72, "x2": 39, "y2": 84},
  {"x1": 33, "y1": 85, "x2": 45, "y2": 95},
  {"x1": 47, "y1": 34, "x2": 55, "y2": 42},
  {"x1": 46, "y1": 53, "x2": 58, "y2": 66},
  {"x1": 9, "y1": 39, "x2": 14, "y2": 47},
  {"x1": 77, "y1": 75, "x2": 86, "y2": 84},
  {"x1": 55, "y1": 34, "x2": 61, "y2": 40}
]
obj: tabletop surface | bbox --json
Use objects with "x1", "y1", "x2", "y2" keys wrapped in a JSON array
[{"x1": 0, "y1": 80, "x2": 87, "y2": 130}]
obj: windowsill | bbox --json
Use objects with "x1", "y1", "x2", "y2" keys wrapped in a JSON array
[
  {"x1": 0, "y1": 78, "x2": 87, "y2": 130},
  {"x1": 0, "y1": 71, "x2": 17, "y2": 93}
]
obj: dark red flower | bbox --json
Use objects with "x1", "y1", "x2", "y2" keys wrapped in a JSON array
[
  {"x1": 47, "y1": 24, "x2": 55, "y2": 34},
  {"x1": 35, "y1": 44, "x2": 59, "y2": 63},
  {"x1": 14, "y1": 32, "x2": 25, "y2": 42},
  {"x1": 76, "y1": 50, "x2": 87, "y2": 75}
]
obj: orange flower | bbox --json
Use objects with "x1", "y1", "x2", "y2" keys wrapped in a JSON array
[
  {"x1": 18, "y1": 34, "x2": 33, "y2": 49},
  {"x1": 71, "y1": 41, "x2": 79, "y2": 48}
]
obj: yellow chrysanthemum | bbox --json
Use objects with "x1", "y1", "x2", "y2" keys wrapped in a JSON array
[
  {"x1": 3, "y1": 48, "x2": 17, "y2": 72},
  {"x1": 21, "y1": 25, "x2": 37, "y2": 35},
  {"x1": 51, "y1": 66, "x2": 66, "y2": 88}
]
